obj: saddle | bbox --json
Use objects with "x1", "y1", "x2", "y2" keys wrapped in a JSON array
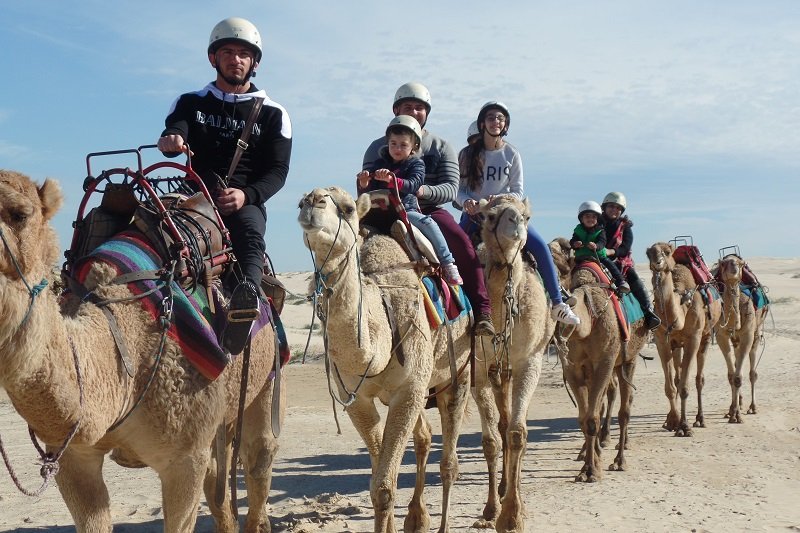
[{"x1": 574, "y1": 261, "x2": 631, "y2": 341}]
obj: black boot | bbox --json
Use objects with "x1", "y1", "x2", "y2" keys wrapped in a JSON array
[
  {"x1": 644, "y1": 308, "x2": 661, "y2": 331},
  {"x1": 221, "y1": 279, "x2": 261, "y2": 355}
]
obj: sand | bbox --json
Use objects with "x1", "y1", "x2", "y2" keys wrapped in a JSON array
[{"x1": 1, "y1": 258, "x2": 798, "y2": 532}]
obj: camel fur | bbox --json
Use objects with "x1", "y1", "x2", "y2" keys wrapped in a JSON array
[
  {"x1": 468, "y1": 196, "x2": 554, "y2": 532},
  {"x1": 550, "y1": 247, "x2": 647, "y2": 482},
  {"x1": 715, "y1": 254, "x2": 768, "y2": 422},
  {"x1": 297, "y1": 186, "x2": 472, "y2": 533},
  {"x1": 0, "y1": 170, "x2": 284, "y2": 533},
  {"x1": 647, "y1": 242, "x2": 722, "y2": 437}
]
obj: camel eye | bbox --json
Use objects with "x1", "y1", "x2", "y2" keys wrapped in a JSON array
[
  {"x1": 5, "y1": 208, "x2": 29, "y2": 225},
  {"x1": 486, "y1": 213, "x2": 496, "y2": 223},
  {"x1": 343, "y1": 205, "x2": 355, "y2": 216}
]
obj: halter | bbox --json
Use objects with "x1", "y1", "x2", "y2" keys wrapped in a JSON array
[{"x1": 0, "y1": 226, "x2": 84, "y2": 497}]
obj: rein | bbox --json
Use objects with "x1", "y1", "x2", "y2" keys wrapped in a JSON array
[{"x1": 0, "y1": 227, "x2": 84, "y2": 497}]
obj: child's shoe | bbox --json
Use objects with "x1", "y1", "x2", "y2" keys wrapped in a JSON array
[{"x1": 442, "y1": 262, "x2": 463, "y2": 285}]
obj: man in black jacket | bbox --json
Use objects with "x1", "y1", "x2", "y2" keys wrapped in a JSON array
[{"x1": 158, "y1": 17, "x2": 292, "y2": 354}]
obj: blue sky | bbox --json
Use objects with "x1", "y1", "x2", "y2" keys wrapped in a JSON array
[{"x1": 2, "y1": 1, "x2": 798, "y2": 272}]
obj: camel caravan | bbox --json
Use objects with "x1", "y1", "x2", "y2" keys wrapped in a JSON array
[{"x1": 0, "y1": 159, "x2": 772, "y2": 531}]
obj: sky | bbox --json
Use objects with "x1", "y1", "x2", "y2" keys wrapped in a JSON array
[{"x1": 2, "y1": 1, "x2": 799, "y2": 273}]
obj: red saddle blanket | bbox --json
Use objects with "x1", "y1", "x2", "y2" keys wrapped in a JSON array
[{"x1": 575, "y1": 261, "x2": 630, "y2": 342}]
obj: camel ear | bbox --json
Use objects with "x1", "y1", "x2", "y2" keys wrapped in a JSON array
[
  {"x1": 356, "y1": 193, "x2": 372, "y2": 219},
  {"x1": 38, "y1": 178, "x2": 63, "y2": 221},
  {"x1": 522, "y1": 197, "x2": 532, "y2": 218},
  {"x1": 478, "y1": 198, "x2": 489, "y2": 210}
]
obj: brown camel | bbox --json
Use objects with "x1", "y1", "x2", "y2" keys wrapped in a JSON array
[
  {"x1": 0, "y1": 170, "x2": 283, "y2": 533},
  {"x1": 297, "y1": 186, "x2": 472, "y2": 533},
  {"x1": 715, "y1": 254, "x2": 769, "y2": 422},
  {"x1": 469, "y1": 196, "x2": 554, "y2": 532},
  {"x1": 550, "y1": 244, "x2": 648, "y2": 482},
  {"x1": 647, "y1": 242, "x2": 722, "y2": 437}
]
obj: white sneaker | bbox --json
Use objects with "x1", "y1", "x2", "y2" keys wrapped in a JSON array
[
  {"x1": 442, "y1": 262, "x2": 463, "y2": 285},
  {"x1": 551, "y1": 301, "x2": 580, "y2": 325}
]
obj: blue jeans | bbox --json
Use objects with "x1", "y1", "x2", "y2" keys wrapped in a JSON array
[
  {"x1": 459, "y1": 212, "x2": 563, "y2": 304},
  {"x1": 407, "y1": 210, "x2": 455, "y2": 265}
]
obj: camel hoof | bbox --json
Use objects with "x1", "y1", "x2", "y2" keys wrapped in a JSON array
[
  {"x1": 747, "y1": 405, "x2": 757, "y2": 414},
  {"x1": 472, "y1": 518, "x2": 495, "y2": 529},
  {"x1": 674, "y1": 427, "x2": 693, "y2": 438},
  {"x1": 404, "y1": 510, "x2": 431, "y2": 533},
  {"x1": 575, "y1": 472, "x2": 599, "y2": 483},
  {"x1": 693, "y1": 418, "x2": 706, "y2": 428},
  {"x1": 609, "y1": 461, "x2": 626, "y2": 472},
  {"x1": 728, "y1": 414, "x2": 743, "y2": 424}
]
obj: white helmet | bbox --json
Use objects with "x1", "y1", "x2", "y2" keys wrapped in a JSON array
[
  {"x1": 578, "y1": 200, "x2": 602, "y2": 220},
  {"x1": 477, "y1": 101, "x2": 511, "y2": 136},
  {"x1": 208, "y1": 17, "x2": 262, "y2": 62},
  {"x1": 601, "y1": 191, "x2": 627, "y2": 212},
  {"x1": 467, "y1": 120, "x2": 480, "y2": 140},
  {"x1": 393, "y1": 82, "x2": 432, "y2": 112},
  {"x1": 386, "y1": 115, "x2": 422, "y2": 146}
]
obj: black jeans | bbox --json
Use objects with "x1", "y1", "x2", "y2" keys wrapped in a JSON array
[
  {"x1": 625, "y1": 267, "x2": 651, "y2": 312},
  {"x1": 223, "y1": 203, "x2": 267, "y2": 283}
]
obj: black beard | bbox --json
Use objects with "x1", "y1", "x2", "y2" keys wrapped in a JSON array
[{"x1": 216, "y1": 65, "x2": 251, "y2": 87}]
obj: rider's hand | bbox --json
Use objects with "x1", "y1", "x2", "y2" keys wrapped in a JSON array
[
  {"x1": 356, "y1": 171, "x2": 371, "y2": 188},
  {"x1": 374, "y1": 169, "x2": 392, "y2": 182},
  {"x1": 158, "y1": 134, "x2": 193, "y2": 157},
  {"x1": 573, "y1": 241, "x2": 583, "y2": 249},
  {"x1": 463, "y1": 199, "x2": 479, "y2": 215},
  {"x1": 605, "y1": 248, "x2": 615, "y2": 257},
  {"x1": 588, "y1": 242, "x2": 597, "y2": 251},
  {"x1": 215, "y1": 187, "x2": 246, "y2": 216}
]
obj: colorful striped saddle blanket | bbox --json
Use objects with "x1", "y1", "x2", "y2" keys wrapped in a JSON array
[
  {"x1": 420, "y1": 275, "x2": 471, "y2": 329},
  {"x1": 575, "y1": 261, "x2": 633, "y2": 341},
  {"x1": 74, "y1": 230, "x2": 290, "y2": 380}
]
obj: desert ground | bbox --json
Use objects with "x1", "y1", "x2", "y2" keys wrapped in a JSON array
[{"x1": 0, "y1": 258, "x2": 798, "y2": 532}]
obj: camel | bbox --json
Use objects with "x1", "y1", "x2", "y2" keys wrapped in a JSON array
[
  {"x1": 467, "y1": 196, "x2": 554, "y2": 532},
  {"x1": 0, "y1": 170, "x2": 283, "y2": 533},
  {"x1": 297, "y1": 186, "x2": 472, "y2": 533},
  {"x1": 554, "y1": 258, "x2": 648, "y2": 482},
  {"x1": 715, "y1": 254, "x2": 769, "y2": 422},
  {"x1": 646, "y1": 242, "x2": 722, "y2": 437}
]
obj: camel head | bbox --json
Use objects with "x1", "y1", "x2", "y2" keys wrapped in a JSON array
[
  {"x1": 718, "y1": 254, "x2": 744, "y2": 285},
  {"x1": 297, "y1": 186, "x2": 368, "y2": 271},
  {"x1": 646, "y1": 242, "x2": 676, "y2": 273},
  {"x1": 0, "y1": 170, "x2": 63, "y2": 283},
  {"x1": 549, "y1": 237, "x2": 574, "y2": 289},
  {"x1": 478, "y1": 195, "x2": 531, "y2": 264}
]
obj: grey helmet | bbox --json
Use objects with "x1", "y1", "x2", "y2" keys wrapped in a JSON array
[
  {"x1": 578, "y1": 200, "x2": 602, "y2": 221},
  {"x1": 467, "y1": 120, "x2": 480, "y2": 141},
  {"x1": 393, "y1": 82, "x2": 432, "y2": 112},
  {"x1": 386, "y1": 115, "x2": 422, "y2": 146},
  {"x1": 601, "y1": 191, "x2": 627, "y2": 213},
  {"x1": 477, "y1": 101, "x2": 510, "y2": 136},
  {"x1": 208, "y1": 17, "x2": 262, "y2": 62}
]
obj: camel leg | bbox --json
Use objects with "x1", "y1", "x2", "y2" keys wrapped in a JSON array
[
  {"x1": 470, "y1": 359, "x2": 502, "y2": 526},
  {"x1": 656, "y1": 336, "x2": 680, "y2": 431},
  {"x1": 404, "y1": 413, "x2": 432, "y2": 533},
  {"x1": 431, "y1": 370, "x2": 470, "y2": 533},
  {"x1": 747, "y1": 333, "x2": 760, "y2": 414},
  {"x1": 496, "y1": 353, "x2": 542, "y2": 533},
  {"x1": 240, "y1": 377, "x2": 284, "y2": 533},
  {"x1": 159, "y1": 448, "x2": 211, "y2": 533},
  {"x1": 55, "y1": 447, "x2": 112, "y2": 533},
  {"x1": 717, "y1": 330, "x2": 738, "y2": 420},
  {"x1": 204, "y1": 431, "x2": 236, "y2": 533},
  {"x1": 489, "y1": 363, "x2": 511, "y2": 499},
  {"x1": 600, "y1": 375, "x2": 617, "y2": 448},
  {"x1": 370, "y1": 385, "x2": 427, "y2": 533},
  {"x1": 693, "y1": 335, "x2": 710, "y2": 428},
  {"x1": 610, "y1": 361, "x2": 635, "y2": 471},
  {"x1": 676, "y1": 338, "x2": 699, "y2": 437}
]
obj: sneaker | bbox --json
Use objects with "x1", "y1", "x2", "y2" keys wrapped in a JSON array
[
  {"x1": 618, "y1": 281, "x2": 631, "y2": 294},
  {"x1": 474, "y1": 312, "x2": 495, "y2": 337},
  {"x1": 221, "y1": 280, "x2": 261, "y2": 355},
  {"x1": 442, "y1": 262, "x2": 463, "y2": 285},
  {"x1": 551, "y1": 301, "x2": 580, "y2": 325},
  {"x1": 644, "y1": 311, "x2": 662, "y2": 331}
]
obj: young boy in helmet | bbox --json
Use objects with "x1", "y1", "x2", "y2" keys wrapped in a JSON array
[
  {"x1": 459, "y1": 101, "x2": 581, "y2": 325},
  {"x1": 570, "y1": 201, "x2": 630, "y2": 294},
  {"x1": 362, "y1": 82, "x2": 495, "y2": 336},
  {"x1": 157, "y1": 17, "x2": 292, "y2": 355},
  {"x1": 358, "y1": 116, "x2": 463, "y2": 285},
  {"x1": 600, "y1": 192, "x2": 661, "y2": 330}
]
